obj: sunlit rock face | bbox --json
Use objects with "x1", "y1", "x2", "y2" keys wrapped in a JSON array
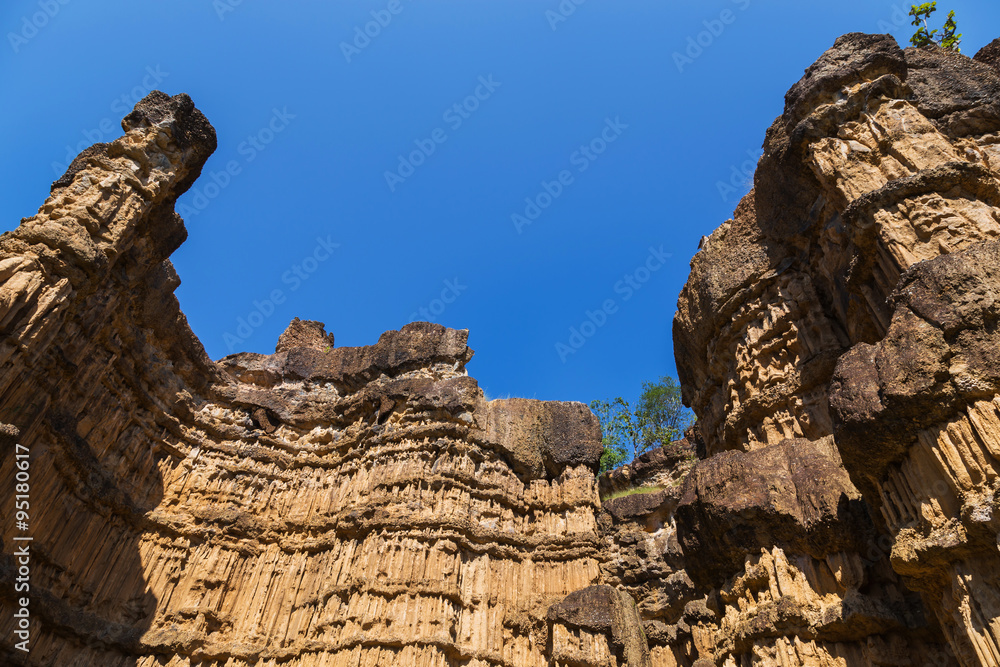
[
  {"x1": 0, "y1": 92, "x2": 654, "y2": 667},
  {"x1": 4, "y1": 31, "x2": 1000, "y2": 667},
  {"x1": 672, "y1": 33, "x2": 1000, "y2": 667}
]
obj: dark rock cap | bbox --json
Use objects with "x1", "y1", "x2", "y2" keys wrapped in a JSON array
[
  {"x1": 547, "y1": 585, "x2": 651, "y2": 666},
  {"x1": 52, "y1": 91, "x2": 217, "y2": 196},
  {"x1": 482, "y1": 398, "x2": 603, "y2": 479},
  {"x1": 122, "y1": 90, "x2": 217, "y2": 157},
  {"x1": 675, "y1": 436, "x2": 875, "y2": 589},
  {"x1": 974, "y1": 37, "x2": 1000, "y2": 71},
  {"x1": 831, "y1": 238, "x2": 1000, "y2": 500},
  {"x1": 783, "y1": 32, "x2": 906, "y2": 127}
]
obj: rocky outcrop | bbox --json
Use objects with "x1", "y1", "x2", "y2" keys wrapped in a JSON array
[
  {"x1": 4, "y1": 31, "x2": 1000, "y2": 667},
  {"x1": 829, "y1": 238, "x2": 1000, "y2": 664},
  {"x1": 547, "y1": 585, "x2": 651, "y2": 667},
  {"x1": 673, "y1": 34, "x2": 1000, "y2": 666},
  {"x1": 597, "y1": 452, "x2": 702, "y2": 667},
  {"x1": 598, "y1": 438, "x2": 696, "y2": 500},
  {"x1": 974, "y1": 38, "x2": 1000, "y2": 71},
  {"x1": 0, "y1": 92, "x2": 644, "y2": 666}
]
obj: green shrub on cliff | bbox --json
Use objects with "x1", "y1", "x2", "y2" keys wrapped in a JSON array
[
  {"x1": 909, "y1": 3, "x2": 962, "y2": 51},
  {"x1": 591, "y1": 375, "x2": 693, "y2": 474}
]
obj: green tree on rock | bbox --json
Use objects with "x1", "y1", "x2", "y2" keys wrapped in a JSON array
[
  {"x1": 591, "y1": 375, "x2": 694, "y2": 474},
  {"x1": 590, "y1": 398, "x2": 629, "y2": 474},
  {"x1": 909, "y1": 3, "x2": 962, "y2": 51}
]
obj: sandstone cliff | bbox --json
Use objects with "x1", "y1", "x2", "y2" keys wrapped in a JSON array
[
  {"x1": 0, "y1": 92, "x2": 643, "y2": 666},
  {"x1": 2, "y1": 32, "x2": 1000, "y2": 667},
  {"x1": 670, "y1": 34, "x2": 1000, "y2": 667}
]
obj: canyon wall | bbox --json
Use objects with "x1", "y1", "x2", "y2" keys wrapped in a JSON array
[
  {"x1": 671, "y1": 33, "x2": 1000, "y2": 667},
  {"x1": 0, "y1": 92, "x2": 644, "y2": 666},
  {"x1": 1, "y1": 32, "x2": 1000, "y2": 667}
]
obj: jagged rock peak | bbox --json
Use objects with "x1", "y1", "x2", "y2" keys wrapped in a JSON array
[
  {"x1": 975, "y1": 36, "x2": 1000, "y2": 70},
  {"x1": 274, "y1": 317, "x2": 335, "y2": 353}
]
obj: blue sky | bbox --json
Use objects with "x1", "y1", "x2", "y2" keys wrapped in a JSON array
[{"x1": 3, "y1": 0, "x2": 998, "y2": 408}]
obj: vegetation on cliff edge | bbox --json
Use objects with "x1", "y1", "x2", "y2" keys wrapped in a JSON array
[{"x1": 591, "y1": 375, "x2": 694, "y2": 474}]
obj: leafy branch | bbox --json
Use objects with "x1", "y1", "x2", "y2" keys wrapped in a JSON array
[{"x1": 909, "y1": 3, "x2": 961, "y2": 51}]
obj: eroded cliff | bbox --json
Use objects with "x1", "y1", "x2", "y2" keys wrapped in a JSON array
[
  {"x1": 668, "y1": 33, "x2": 1000, "y2": 667},
  {"x1": 2, "y1": 32, "x2": 1000, "y2": 667},
  {"x1": 0, "y1": 92, "x2": 645, "y2": 667}
]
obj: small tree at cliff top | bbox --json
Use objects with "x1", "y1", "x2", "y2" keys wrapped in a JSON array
[
  {"x1": 909, "y1": 3, "x2": 962, "y2": 51},
  {"x1": 591, "y1": 375, "x2": 694, "y2": 474},
  {"x1": 590, "y1": 399, "x2": 629, "y2": 474}
]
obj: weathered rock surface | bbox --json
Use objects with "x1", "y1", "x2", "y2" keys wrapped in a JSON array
[
  {"x1": 547, "y1": 585, "x2": 651, "y2": 667},
  {"x1": 0, "y1": 92, "x2": 641, "y2": 666},
  {"x1": 597, "y1": 438, "x2": 696, "y2": 500},
  {"x1": 830, "y1": 238, "x2": 1000, "y2": 665},
  {"x1": 670, "y1": 33, "x2": 1000, "y2": 667},
  {"x1": 974, "y1": 38, "x2": 1000, "y2": 72},
  {"x1": 598, "y1": 455, "x2": 701, "y2": 667},
  {"x1": 4, "y1": 31, "x2": 1000, "y2": 667}
]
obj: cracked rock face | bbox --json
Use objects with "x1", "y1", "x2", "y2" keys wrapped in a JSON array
[
  {"x1": 0, "y1": 92, "x2": 639, "y2": 666},
  {"x1": 671, "y1": 33, "x2": 1000, "y2": 667}
]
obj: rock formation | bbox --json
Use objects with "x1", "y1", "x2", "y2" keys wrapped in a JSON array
[
  {"x1": 2, "y1": 32, "x2": 1000, "y2": 667},
  {"x1": 0, "y1": 92, "x2": 639, "y2": 666},
  {"x1": 672, "y1": 34, "x2": 1000, "y2": 667},
  {"x1": 597, "y1": 433, "x2": 696, "y2": 500}
]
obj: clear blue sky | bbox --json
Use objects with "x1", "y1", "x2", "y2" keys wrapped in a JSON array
[{"x1": 3, "y1": 1, "x2": 998, "y2": 407}]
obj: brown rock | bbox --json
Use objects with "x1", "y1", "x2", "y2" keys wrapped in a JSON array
[
  {"x1": 602, "y1": 490, "x2": 671, "y2": 524},
  {"x1": 975, "y1": 37, "x2": 1000, "y2": 71},
  {"x1": 273, "y1": 317, "x2": 334, "y2": 353},
  {"x1": 831, "y1": 239, "x2": 1000, "y2": 664},
  {"x1": 0, "y1": 92, "x2": 628, "y2": 667},
  {"x1": 547, "y1": 585, "x2": 651, "y2": 667},
  {"x1": 674, "y1": 437, "x2": 874, "y2": 588},
  {"x1": 481, "y1": 396, "x2": 603, "y2": 479},
  {"x1": 669, "y1": 31, "x2": 1000, "y2": 666}
]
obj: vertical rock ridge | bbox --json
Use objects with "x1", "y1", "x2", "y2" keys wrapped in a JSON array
[{"x1": 668, "y1": 33, "x2": 1000, "y2": 667}]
